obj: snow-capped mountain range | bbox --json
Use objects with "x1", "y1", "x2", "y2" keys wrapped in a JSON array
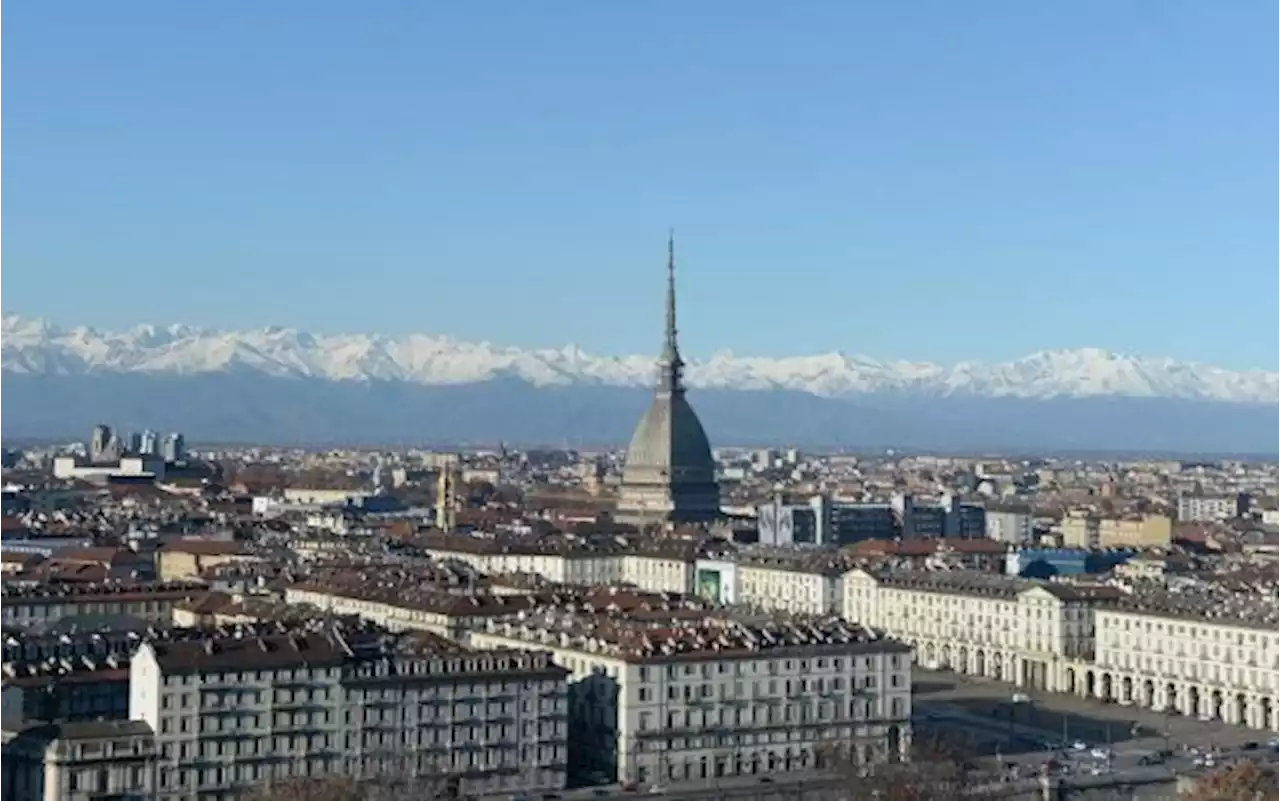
[{"x1": 2, "y1": 314, "x2": 1276, "y2": 404}]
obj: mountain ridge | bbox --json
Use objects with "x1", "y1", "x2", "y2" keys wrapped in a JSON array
[{"x1": 4, "y1": 314, "x2": 1276, "y2": 404}]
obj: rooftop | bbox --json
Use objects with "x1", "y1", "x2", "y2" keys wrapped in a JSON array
[
  {"x1": 481, "y1": 606, "x2": 906, "y2": 664},
  {"x1": 861, "y1": 568, "x2": 1124, "y2": 603}
]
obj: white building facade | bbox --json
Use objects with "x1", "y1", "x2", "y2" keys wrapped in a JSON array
[
  {"x1": 842, "y1": 569, "x2": 1113, "y2": 694},
  {"x1": 468, "y1": 614, "x2": 912, "y2": 786},
  {"x1": 128, "y1": 627, "x2": 570, "y2": 799}
]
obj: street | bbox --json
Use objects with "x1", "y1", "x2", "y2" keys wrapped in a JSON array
[
  {"x1": 912, "y1": 668, "x2": 1275, "y2": 756},
  {"x1": 911, "y1": 668, "x2": 1278, "y2": 795}
]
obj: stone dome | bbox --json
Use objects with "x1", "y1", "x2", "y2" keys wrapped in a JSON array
[
  {"x1": 614, "y1": 234, "x2": 721, "y2": 527},
  {"x1": 622, "y1": 391, "x2": 716, "y2": 484}
]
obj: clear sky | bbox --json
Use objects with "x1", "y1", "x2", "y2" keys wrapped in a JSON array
[{"x1": 5, "y1": 1, "x2": 1276, "y2": 369}]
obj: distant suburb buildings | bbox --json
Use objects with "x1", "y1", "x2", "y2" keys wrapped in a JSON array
[
  {"x1": 758, "y1": 492, "x2": 988, "y2": 546},
  {"x1": 53, "y1": 424, "x2": 188, "y2": 482},
  {"x1": 1060, "y1": 512, "x2": 1173, "y2": 550}
]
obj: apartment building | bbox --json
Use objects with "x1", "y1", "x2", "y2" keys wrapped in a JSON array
[
  {"x1": 732, "y1": 550, "x2": 857, "y2": 616},
  {"x1": 1086, "y1": 585, "x2": 1278, "y2": 732},
  {"x1": 0, "y1": 583, "x2": 205, "y2": 630},
  {"x1": 842, "y1": 568, "x2": 1121, "y2": 693},
  {"x1": 284, "y1": 578, "x2": 552, "y2": 640},
  {"x1": 413, "y1": 532, "x2": 708, "y2": 595},
  {"x1": 128, "y1": 623, "x2": 570, "y2": 800},
  {"x1": 1061, "y1": 512, "x2": 1173, "y2": 550},
  {"x1": 2, "y1": 624, "x2": 294, "y2": 727},
  {"x1": 155, "y1": 540, "x2": 257, "y2": 582},
  {"x1": 283, "y1": 572, "x2": 720, "y2": 646},
  {"x1": 846, "y1": 538, "x2": 1008, "y2": 573},
  {"x1": 984, "y1": 506, "x2": 1034, "y2": 544},
  {"x1": 468, "y1": 609, "x2": 912, "y2": 786},
  {"x1": 1176, "y1": 494, "x2": 1246, "y2": 523},
  {"x1": 2, "y1": 666, "x2": 130, "y2": 727},
  {"x1": 1, "y1": 719, "x2": 157, "y2": 801}
]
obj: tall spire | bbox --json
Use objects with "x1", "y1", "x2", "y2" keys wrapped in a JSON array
[{"x1": 658, "y1": 230, "x2": 684, "y2": 394}]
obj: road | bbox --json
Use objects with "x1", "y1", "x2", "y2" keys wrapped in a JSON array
[
  {"x1": 913, "y1": 669, "x2": 1274, "y2": 755},
  {"x1": 912, "y1": 669, "x2": 1277, "y2": 793}
]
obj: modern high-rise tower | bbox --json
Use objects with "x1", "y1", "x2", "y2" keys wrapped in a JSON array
[
  {"x1": 161, "y1": 433, "x2": 186, "y2": 463},
  {"x1": 89, "y1": 424, "x2": 113, "y2": 463},
  {"x1": 615, "y1": 235, "x2": 721, "y2": 528}
]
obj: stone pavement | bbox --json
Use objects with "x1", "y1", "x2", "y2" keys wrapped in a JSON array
[{"x1": 914, "y1": 669, "x2": 1272, "y2": 752}]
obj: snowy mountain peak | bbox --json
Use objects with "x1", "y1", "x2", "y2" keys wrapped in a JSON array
[{"x1": 1, "y1": 314, "x2": 1274, "y2": 403}]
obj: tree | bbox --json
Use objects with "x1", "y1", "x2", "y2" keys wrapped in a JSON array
[
  {"x1": 1183, "y1": 761, "x2": 1279, "y2": 801},
  {"x1": 819, "y1": 731, "x2": 996, "y2": 801}
]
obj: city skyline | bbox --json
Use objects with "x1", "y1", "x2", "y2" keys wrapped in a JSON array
[{"x1": 5, "y1": 2, "x2": 1276, "y2": 370}]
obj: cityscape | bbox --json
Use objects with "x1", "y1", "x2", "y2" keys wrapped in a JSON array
[
  {"x1": 1, "y1": 245, "x2": 1277, "y2": 801},
  {"x1": 3, "y1": 3, "x2": 1275, "y2": 801}
]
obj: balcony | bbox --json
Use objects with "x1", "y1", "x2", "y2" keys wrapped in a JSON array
[{"x1": 271, "y1": 697, "x2": 330, "y2": 710}]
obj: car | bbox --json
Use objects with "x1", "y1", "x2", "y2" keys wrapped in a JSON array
[
  {"x1": 759, "y1": 777, "x2": 775, "y2": 784},
  {"x1": 1071, "y1": 741, "x2": 1088, "y2": 752},
  {"x1": 647, "y1": 785, "x2": 666, "y2": 795},
  {"x1": 1242, "y1": 742, "x2": 1260, "y2": 751},
  {"x1": 1011, "y1": 693, "x2": 1031, "y2": 704},
  {"x1": 1089, "y1": 747, "x2": 1111, "y2": 760},
  {"x1": 1138, "y1": 753, "x2": 1165, "y2": 766}
]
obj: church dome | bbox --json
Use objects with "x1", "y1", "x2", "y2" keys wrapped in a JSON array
[
  {"x1": 614, "y1": 234, "x2": 721, "y2": 527},
  {"x1": 623, "y1": 391, "x2": 716, "y2": 484}
]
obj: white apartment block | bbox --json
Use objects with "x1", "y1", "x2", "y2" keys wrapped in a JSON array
[
  {"x1": 1084, "y1": 591, "x2": 1278, "y2": 732},
  {"x1": 842, "y1": 569, "x2": 1119, "y2": 694},
  {"x1": 468, "y1": 611, "x2": 912, "y2": 786},
  {"x1": 127, "y1": 625, "x2": 570, "y2": 800},
  {"x1": 1176, "y1": 495, "x2": 1241, "y2": 522},
  {"x1": 416, "y1": 536, "x2": 699, "y2": 595},
  {"x1": 984, "y1": 508, "x2": 1033, "y2": 544},
  {"x1": 732, "y1": 552, "x2": 854, "y2": 617},
  {"x1": 620, "y1": 554, "x2": 694, "y2": 595}
]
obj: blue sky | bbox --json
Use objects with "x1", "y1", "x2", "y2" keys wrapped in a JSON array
[{"x1": 5, "y1": 1, "x2": 1276, "y2": 369}]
